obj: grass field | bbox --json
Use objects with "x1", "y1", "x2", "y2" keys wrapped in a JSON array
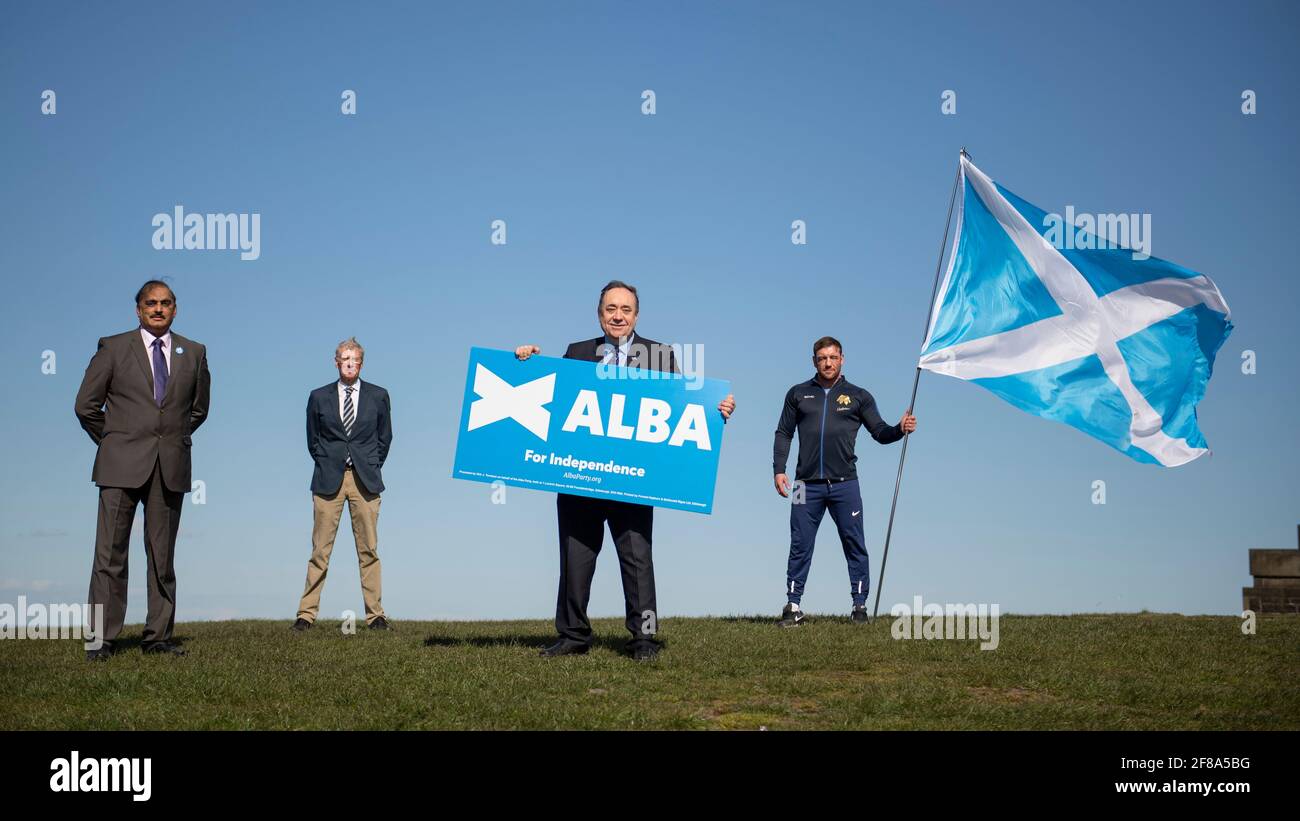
[{"x1": 2, "y1": 614, "x2": 1297, "y2": 730}]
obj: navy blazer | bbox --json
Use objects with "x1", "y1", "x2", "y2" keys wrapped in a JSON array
[{"x1": 306, "y1": 379, "x2": 392, "y2": 496}]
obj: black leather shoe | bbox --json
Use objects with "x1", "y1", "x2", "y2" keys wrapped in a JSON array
[
  {"x1": 141, "y1": 640, "x2": 186, "y2": 656},
  {"x1": 291, "y1": 618, "x2": 313, "y2": 631},
  {"x1": 85, "y1": 645, "x2": 113, "y2": 662},
  {"x1": 368, "y1": 617, "x2": 392, "y2": 631},
  {"x1": 539, "y1": 639, "x2": 589, "y2": 658},
  {"x1": 630, "y1": 642, "x2": 662, "y2": 661}
]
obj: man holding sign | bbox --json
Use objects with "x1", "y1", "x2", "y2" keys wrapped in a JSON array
[{"x1": 515, "y1": 280, "x2": 735, "y2": 661}]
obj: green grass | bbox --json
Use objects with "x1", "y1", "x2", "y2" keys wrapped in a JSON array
[{"x1": 2, "y1": 614, "x2": 1297, "y2": 730}]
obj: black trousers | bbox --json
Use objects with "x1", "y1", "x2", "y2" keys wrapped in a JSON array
[
  {"x1": 555, "y1": 493, "x2": 658, "y2": 647},
  {"x1": 87, "y1": 460, "x2": 183, "y2": 647}
]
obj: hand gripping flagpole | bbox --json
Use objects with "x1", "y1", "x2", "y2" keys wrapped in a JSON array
[{"x1": 871, "y1": 149, "x2": 966, "y2": 619}]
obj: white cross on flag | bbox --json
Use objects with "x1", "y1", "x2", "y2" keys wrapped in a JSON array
[{"x1": 918, "y1": 154, "x2": 1233, "y2": 466}]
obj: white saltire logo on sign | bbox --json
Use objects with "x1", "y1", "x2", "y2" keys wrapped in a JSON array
[{"x1": 467, "y1": 365, "x2": 555, "y2": 441}]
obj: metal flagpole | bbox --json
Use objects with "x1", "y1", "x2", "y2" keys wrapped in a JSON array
[{"x1": 871, "y1": 148, "x2": 966, "y2": 619}]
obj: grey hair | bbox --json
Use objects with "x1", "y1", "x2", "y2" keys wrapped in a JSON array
[
  {"x1": 598, "y1": 280, "x2": 639, "y2": 313},
  {"x1": 335, "y1": 336, "x2": 365, "y2": 362}
]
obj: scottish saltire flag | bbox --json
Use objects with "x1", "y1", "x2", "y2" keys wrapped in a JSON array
[{"x1": 918, "y1": 155, "x2": 1233, "y2": 466}]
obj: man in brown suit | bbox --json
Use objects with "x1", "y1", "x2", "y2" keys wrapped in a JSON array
[{"x1": 75, "y1": 280, "x2": 211, "y2": 660}]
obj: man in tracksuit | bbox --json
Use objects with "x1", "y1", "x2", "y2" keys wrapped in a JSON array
[{"x1": 772, "y1": 336, "x2": 917, "y2": 626}]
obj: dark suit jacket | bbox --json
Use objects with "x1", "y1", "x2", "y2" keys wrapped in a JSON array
[
  {"x1": 74, "y1": 329, "x2": 211, "y2": 493},
  {"x1": 563, "y1": 334, "x2": 681, "y2": 374},
  {"x1": 560, "y1": 335, "x2": 678, "y2": 511},
  {"x1": 307, "y1": 379, "x2": 392, "y2": 496}
]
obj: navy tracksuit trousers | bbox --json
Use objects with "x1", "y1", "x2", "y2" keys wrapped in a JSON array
[{"x1": 786, "y1": 478, "x2": 870, "y2": 607}]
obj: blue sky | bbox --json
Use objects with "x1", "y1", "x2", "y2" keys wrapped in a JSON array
[{"x1": 1, "y1": 1, "x2": 1296, "y2": 624}]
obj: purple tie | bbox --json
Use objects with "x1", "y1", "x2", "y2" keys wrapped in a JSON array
[{"x1": 152, "y1": 338, "x2": 169, "y2": 406}]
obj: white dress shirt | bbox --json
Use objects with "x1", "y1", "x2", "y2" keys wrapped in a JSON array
[
  {"x1": 139, "y1": 328, "x2": 173, "y2": 379},
  {"x1": 337, "y1": 380, "x2": 361, "y2": 425},
  {"x1": 337, "y1": 380, "x2": 361, "y2": 466},
  {"x1": 599, "y1": 332, "x2": 636, "y2": 365}
]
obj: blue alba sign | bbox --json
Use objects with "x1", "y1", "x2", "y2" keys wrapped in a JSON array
[{"x1": 451, "y1": 347, "x2": 730, "y2": 513}]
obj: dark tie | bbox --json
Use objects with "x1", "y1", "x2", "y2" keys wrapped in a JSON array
[
  {"x1": 343, "y1": 386, "x2": 355, "y2": 466},
  {"x1": 602, "y1": 344, "x2": 624, "y2": 366},
  {"x1": 151, "y1": 339, "x2": 168, "y2": 406}
]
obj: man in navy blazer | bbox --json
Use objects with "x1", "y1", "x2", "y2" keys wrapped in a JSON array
[{"x1": 293, "y1": 337, "x2": 393, "y2": 631}]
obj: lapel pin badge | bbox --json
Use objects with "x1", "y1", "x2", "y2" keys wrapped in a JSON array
[{"x1": 175, "y1": 346, "x2": 184, "y2": 355}]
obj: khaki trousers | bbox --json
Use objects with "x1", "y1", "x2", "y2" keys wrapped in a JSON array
[{"x1": 296, "y1": 467, "x2": 385, "y2": 624}]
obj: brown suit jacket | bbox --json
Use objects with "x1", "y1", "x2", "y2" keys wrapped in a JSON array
[{"x1": 74, "y1": 329, "x2": 211, "y2": 492}]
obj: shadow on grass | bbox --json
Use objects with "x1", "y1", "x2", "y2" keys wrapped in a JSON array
[
  {"x1": 421, "y1": 633, "x2": 642, "y2": 654},
  {"x1": 718, "y1": 615, "x2": 871, "y2": 626},
  {"x1": 719, "y1": 616, "x2": 783, "y2": 625},
  {"x1": 99, "y1": 634, "x2": 192, "y2": 653}
]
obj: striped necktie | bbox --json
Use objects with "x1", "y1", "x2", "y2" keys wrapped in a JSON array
[{"x1": 343, "y1": 386, "x2": 355, "y2": 465}]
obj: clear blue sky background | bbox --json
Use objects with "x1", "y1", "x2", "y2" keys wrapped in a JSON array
[{"x1": 1, "y1": 1, "x2": 1296, "y2": 624}]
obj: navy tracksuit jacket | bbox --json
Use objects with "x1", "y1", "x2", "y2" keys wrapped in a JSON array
[{"x1": 772, "y1": 374, "x2": 904, "y2": 606}]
